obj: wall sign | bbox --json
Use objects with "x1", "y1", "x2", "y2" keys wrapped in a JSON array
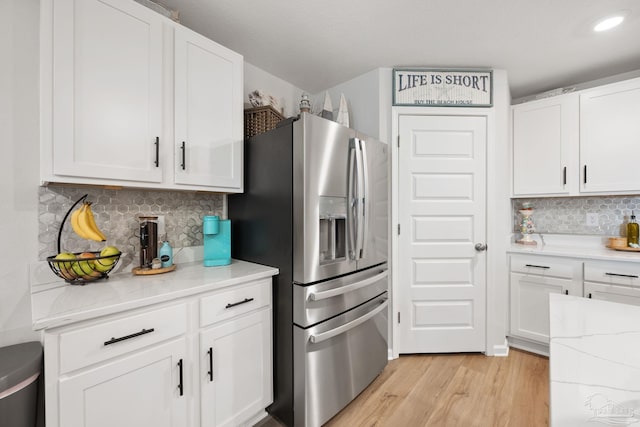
[{"x1": 393, "y1": 69, "x2": 493, "y2": 107}]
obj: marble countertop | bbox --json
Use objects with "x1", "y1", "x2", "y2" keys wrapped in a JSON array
[
  {"x1": 507, "y1": 234, "x2": 640, "y2": 263},
  {"x1": 549, "y1": 294, "x2": 640, "y2": 426},
  {"x1": 31, "y1": 259, "x2": 278, "y2": 330}
]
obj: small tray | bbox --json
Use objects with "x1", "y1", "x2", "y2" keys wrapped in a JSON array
[
  {"x1": 132, "y1": 264, "x2": 177, "y2": 275},
  {"x1": 606, "y1": 245, "x2": 640, "y2": 252}
]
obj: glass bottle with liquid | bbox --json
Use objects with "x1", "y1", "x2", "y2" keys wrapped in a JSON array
[{"x1": 628, "y1": 211, "x2": 639, "y2": 247}]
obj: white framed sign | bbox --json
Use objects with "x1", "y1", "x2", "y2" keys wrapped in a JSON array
[{"x1": 393, "y1": 68, "x2": 493, "y2": 107}]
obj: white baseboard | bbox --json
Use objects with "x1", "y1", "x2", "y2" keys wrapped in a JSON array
[
  {"x1": 508, "y1": 336, "x2": 549, "y2": 357},
  {"x1": 492, "y1": 339, "x2": 510, "y2": 357}
]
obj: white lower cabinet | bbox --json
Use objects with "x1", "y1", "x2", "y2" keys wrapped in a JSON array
[
  {"x1": 44, "y1": 278, "x2": 273, "y2": 427},
  {"x1": 584, "y1": 260, "x2": 640, "y2": 306},
  {"x1": 59, "y1": 338, "x2": 188, "y2": 427}
]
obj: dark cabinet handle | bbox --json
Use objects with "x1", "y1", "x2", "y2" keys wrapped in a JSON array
[
  {"x1": 588, "y1": 293, "x2": 592, "y2": 299},
  {"x1": 225, "y1": 297, "x2": 254, "y2": 309},
  {"x1": 104, "y1": 328, "x2": 155, "y2": 346},
  {"x1": 583, "y1": 165, "x2": 587, "y2": 184},
  {"x1": 154, "y1": 137, "x2": 159, "y2": 167},
  {"x1": 605, "y1": 272, "x2": 639, "y2": 279},
  {"x1": 563, "y1": 166, "x2": 566, "y2": 185},
  {"x1": 181, "y1": 141, "x2": 186, "y2": 170},
  {"x1": 207, "y1": 347, "x2": 213, "y2": 382},
  {"x1": 564, "y1": 290, "x2": 569, "y2": 295},
  {"x1": 525, "y1": 264, "x2": 550, "y2": 269},
  {"x1": 177, "y1": 359, "x2": 184, "y2": 396}
]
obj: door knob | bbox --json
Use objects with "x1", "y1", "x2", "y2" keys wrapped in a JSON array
[{"x1": 475, "y1": 243, "x2": 487, "y2": 252}]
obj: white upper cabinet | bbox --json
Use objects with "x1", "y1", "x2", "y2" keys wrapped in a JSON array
[
  {"x1": 41, "y1": 0, "x2": 244, "y2": 192},
  {"x1": 512, "y1": 93, "x2": 578, "y2": 196},
  {"x1": 174, "y1": 27, "x2": 243, "y2": 190},
  {"x1": 47, "y1": 0, "x2": 164, "y2": 183},
  {"x1": 580, "y1": 78, "x2": 640, "y2": 194},
  {"x1": 511, "y1": 76, "x2": 640, "y2": 197}
]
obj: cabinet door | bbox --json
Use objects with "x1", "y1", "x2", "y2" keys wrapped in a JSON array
[
  {"x1": 174, "y1": 26, "x2": 243, "y2": 191},
  {"x1": 580, "y1": 78, "x2": 640, "y2": 193},
  {"x1": 50, "y1": 0, "x2": 164, "y2": 183},
  {"x1": 200, "y1": 309, "x2": 272, "y2": 427},
  {"x1": 512, "y1": 93, "x2": 578, "y2": 196},
  {"x1": 59, "y1": 338, "x2": 187, "y2": 427},
  {"x1": 585, "y1": 282, "x2": 640, "y2": 306},
  {"x1": 510, "y1": 272, "x2": 578, "y2": 343}
]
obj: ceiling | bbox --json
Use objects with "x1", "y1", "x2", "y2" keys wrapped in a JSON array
[{"x1": 160, "y1": 0, "x2": 640, "y2": 99}]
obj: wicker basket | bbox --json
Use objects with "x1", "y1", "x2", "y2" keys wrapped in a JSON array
[{"x1": 244, "y1": 106, "x2": 285, "y2": 139}]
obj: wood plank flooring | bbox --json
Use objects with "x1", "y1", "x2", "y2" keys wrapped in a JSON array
[{"x1": 257, "y1": 348, "x2": 549, "y2": 427}]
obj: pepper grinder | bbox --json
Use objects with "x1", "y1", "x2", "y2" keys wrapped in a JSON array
[{"x1": 139, "y1": 216, "x2": 158, "y2": 268}]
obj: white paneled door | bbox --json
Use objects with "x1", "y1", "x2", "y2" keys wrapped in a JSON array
[{"x1": 398, "y1": 115, "x2": 487, "y2": 353}]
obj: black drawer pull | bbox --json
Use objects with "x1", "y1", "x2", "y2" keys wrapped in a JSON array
[
  {"x1": 588, "y1": 293, "x2": 592, "y2": 299},
  {"x1": 525, "y1": 264, "x2": 550, "y2": 269},
  {"x1": 225, "y1": 298, "x2": 254, "y2": 309},
  {"x1": 104, "y1": 328, "x2": 155, "y2": 346},
  {"x1": 207, "y1": 347, "x2": 213, "y2": 382},
  {"x1": 564, "y1": 290, "x2": 569, "y2": 295},
  {"x1": 178, "y1": 359, "x2": 184, "y2": 396},
  {"x1": 605, "y1": 272, "x2": 639, "y2": 279}
]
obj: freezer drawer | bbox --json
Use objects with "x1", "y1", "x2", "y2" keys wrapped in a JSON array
[
  {"x1": 293, "y1": 264, "x2": 388, "y2": 327},
  {"x1": 293, "y1": 293, "x2": 388, "y2": 427}
]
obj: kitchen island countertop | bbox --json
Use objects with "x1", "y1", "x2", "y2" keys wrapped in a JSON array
[
  {"x1": 31, "y1": 259, "x2": 278, "y2": 330},
  {"x1": 549, "y1": 293, "x2": 640, "y2": 426}
]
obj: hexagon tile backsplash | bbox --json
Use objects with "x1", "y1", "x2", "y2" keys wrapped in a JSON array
[
  {"x1": 39, "y1": 186, "x2": 224, "y2": 268},
  {"x1": 513, "y1": 196, "x2": 640, "y2": 237}
]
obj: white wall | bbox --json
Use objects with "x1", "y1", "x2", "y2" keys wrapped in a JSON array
[
  {"x1": 0, "y1": 0, "x2": 41, "y2": 347},
  {"x1": 243, "y1": 61, "x2": 306, "y2": 118}
]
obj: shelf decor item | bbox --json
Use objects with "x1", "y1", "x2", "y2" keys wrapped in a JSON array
[
  {"x1": 244, "y1": 105, "x2": 285, "y2": 140},
  {"x1": 299, "y1": 93, "x2": 311, "y2": 114},
  {"x1": 516, "y1": 204, "x2": 536, "y2": 245}
]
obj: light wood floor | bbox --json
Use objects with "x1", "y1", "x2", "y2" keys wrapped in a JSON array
[{"x1": 257, "y1": 348, "x2": 549, "y2": 427}]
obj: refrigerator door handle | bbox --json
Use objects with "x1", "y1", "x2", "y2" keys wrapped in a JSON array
[
  {"x1": 354, "y1": 138, "x2": 365, "y2": 260},
  {"x1": 360, "y1": 139, "x2": 369, "y2": 259},
  {"x1": 309, "y1": 299, "x2": 388, "y2": 344},
  {"x1": 348, "y1": 139, "x2": 359, "y2": 260},
  {"x1": 308, "y1": 270, "x2": 388, "y2": 301}
]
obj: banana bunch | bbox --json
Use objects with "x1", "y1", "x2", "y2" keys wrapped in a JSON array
[{"x1": 71, "y1": 202, "x2": 107, "y2": 242}]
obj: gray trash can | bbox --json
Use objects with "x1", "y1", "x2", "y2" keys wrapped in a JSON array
[{"x1": 0, "y1": 342, "x2": 43, "y2": 427}]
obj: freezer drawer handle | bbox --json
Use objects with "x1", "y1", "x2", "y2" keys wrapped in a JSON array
[
  {"x1": 309, "y1": 299, "x2": 388, "y2": 344},
  {"x1": 308, "y1": 270, "x2": 388, "y2": 301},
  {"x1": 103, "y1": 328, "x2": 155, "y2": 346},
  {"x1": 605, "y1": 272, "x2": 638, "y2": 279},
  {"x1": 225, "y1": 297, "x2": 254, "y2": 309}
]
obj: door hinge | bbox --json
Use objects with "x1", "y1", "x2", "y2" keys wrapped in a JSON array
[
  {"x1": 397, "y1": 224, "x2": 400, "y2": 235},
  {"x1": 397, "y1": 312, "x2": 400, "y2": 323}
]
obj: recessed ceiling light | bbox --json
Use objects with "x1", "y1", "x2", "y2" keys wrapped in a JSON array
[{"x1": 593, "y1": 14, "x2": 625, "y2": 32}]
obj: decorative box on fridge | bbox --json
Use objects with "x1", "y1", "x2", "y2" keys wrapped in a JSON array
[{"x1": 244, "y1": 106, "x2": 284, "y2": 140}]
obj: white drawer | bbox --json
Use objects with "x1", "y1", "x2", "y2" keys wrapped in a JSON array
[
  {"x1": 200, "y1": 279, "x2": 271, "y2": 327},
  {"x1": 584, "y1": 261, "x2": 640, "y2": 287},
  {"x1": 59, "y1": 303, "x2": 187, "y2": 374},
  {"x1": 510, "y1": 254, "x2": 581, "y2": 279}
]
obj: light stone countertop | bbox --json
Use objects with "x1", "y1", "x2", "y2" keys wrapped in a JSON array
[
  {"x1": 549, "y1": 294, "x2": 640, "y2": 426},
  {"x1": 31, "y1": 259, "x2": 278, "y2": 330},
  {"x1": 507, "y1": 234, "x2": 640, "y2": 263}
]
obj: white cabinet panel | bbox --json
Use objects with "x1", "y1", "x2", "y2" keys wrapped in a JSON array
[
  {"x1": 512, "y1": 93, "x2": 578, "y2": 196},
  {"x1": 50, "y1": 0, "x2": 163, "y2": 183},
  {"x1": 580, "y1": 78, "x2": 640, "y2": 193},
  {"x1": 174, "y1": 26, "x2": 243, "y2": 191},
  {"x1": 585, "y1": 281, "x2": 640, "y2": 306},
  {"x1": 200, "y1": 309, "x2": 272, "y2": 427},
  {"x1": 59, "y1": 338, "x2": 187, "y2": 427}
]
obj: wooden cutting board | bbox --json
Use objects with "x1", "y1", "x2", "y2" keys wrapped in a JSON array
[{"x1": 132, "y1": 264, "x2": 177, "y2": 275}]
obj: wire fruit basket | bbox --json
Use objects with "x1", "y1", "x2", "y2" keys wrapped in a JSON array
[{"x1": 46, "y1": 194, "x2": 121, "y2": 285}]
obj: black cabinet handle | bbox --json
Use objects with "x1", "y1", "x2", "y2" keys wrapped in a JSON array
[
  {"x1": 583, "y1": 165, "x2": 587, "y2": 184},
  {"x1": 178, "y1": 359, "x2": 184, "y2": 396},
  {"x1": 181, "y1": 141, "x2": 186, "y2": 170},
  {"x1": 563, "y1": 166, "x2": 567, "y2": 185},
  {"x1": 207, "y1": 347, "x2": 213, "y2": 382},
  {"x1": 605, "y1": 272, "x2": 639, "y2": 279},
  {"x1": 588, "y1": 293, "x2": 592, "y2": 299},
  {"x1": 104, "y1": 328, "x2": 155, "y2": 346},
  {"x1": 154, "y1": 137, "x2": 159, "y2": 167},
  {"x1": 525, "y1": 264, "x2": 550, "y2": 269},
  {"x1": 225, "y1": 298, "x2": 254, "y2": 309},
  {"x1": 564, "y1": 290, "x2": 569, "y2": 295}
]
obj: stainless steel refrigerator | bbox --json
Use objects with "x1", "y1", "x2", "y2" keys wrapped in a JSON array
[{"x1": 229, "y1": 113, "x2": 389, "y2": 427}]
